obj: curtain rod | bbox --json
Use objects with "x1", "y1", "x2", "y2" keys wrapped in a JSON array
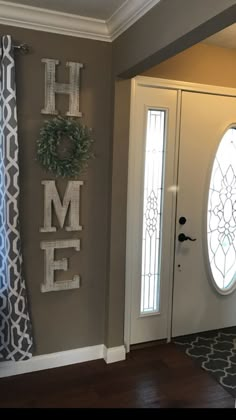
[{"x1": 13, "y1": 43, "x2": 30, "y2": 54}]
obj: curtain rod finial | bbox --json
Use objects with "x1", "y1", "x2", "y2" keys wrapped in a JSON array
[{"x1": 14, "y1": 43, "x2": 30, "y2": 54}]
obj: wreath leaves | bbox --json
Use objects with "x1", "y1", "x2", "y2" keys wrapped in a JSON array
[{"x1": 37, "y1": 116, "x2": 94, "y2": 178}]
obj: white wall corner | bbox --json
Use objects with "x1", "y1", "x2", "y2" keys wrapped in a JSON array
[{"x1": 103, "y1": 345, "x2": 126, "y2": 364}]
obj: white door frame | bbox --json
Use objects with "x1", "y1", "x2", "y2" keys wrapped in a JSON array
[{"x1": 124, "y1": 76, "x2": 236, "y2": 352}]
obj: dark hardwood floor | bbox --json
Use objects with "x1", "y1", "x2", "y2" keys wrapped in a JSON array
[{"x1": 0, "y1": 343, "x2": 234, "y2": 408}]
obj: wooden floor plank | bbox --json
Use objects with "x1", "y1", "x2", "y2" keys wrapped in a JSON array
[{"x1": 0, "y1": 343, "x2": 234, "y2": 408}]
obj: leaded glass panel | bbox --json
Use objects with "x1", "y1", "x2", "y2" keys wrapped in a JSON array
[
  {"x1": 207, "y1": 128, "x2": 236, "y2": 292},
  {"x1": 140, "y1": 110, "x2": 166, "y2": 314}
]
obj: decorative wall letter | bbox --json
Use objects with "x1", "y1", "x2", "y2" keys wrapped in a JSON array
[
  {"x1": 41, "y1": 180, "x2": 83, "y2": 233},
  {"x1": 41, "y1": 58, "x2": 83, "y2": 117},
  {"x1": 40, "y1": 239, "x2": 80, "y2": 293}
]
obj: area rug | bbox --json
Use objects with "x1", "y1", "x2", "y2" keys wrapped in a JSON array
[{"x1": 174, "y1": 327, "x2": 236, "y2": 398}]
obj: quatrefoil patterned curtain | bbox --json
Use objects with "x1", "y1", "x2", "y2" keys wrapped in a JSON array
[{"x1": 0, "y1": 35, "x2": 33, "y2": 361}]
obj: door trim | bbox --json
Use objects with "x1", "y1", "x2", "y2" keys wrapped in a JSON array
[
  {"x1": 124, "y1": 78, "x2": 136, "y2": 352},
  {"x1": 134, "y1": 76, "x2": 236, "y2": 97},
  {"x1": 124, "y1": 76, "x2": 236, "y2": 352},
  {"x1": 166, "y1": 89, "x2": 182, "y2": 344}
]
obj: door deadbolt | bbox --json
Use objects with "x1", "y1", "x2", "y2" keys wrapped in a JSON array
[{"x1": 179, "y1": 217, "x2": 187, "y2": 225}]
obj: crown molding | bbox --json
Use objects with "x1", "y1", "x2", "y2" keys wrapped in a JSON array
[
  {"x1": 0, "y1": 1, "x2": 110, "y2": 42},
  {"x1": 0, "y1": 0, "x2": 161, "y2": 42},
  {"x1": 108, "y1": 0, "x2": 161, "y2": 41}
]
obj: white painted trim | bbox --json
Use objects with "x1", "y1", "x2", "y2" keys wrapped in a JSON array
[
  {"x1": 104, "y1": 346, "x2": 126, "y2": 364},
  {"x1": 166, "y1": 89, "x2": 182, "y2": 344},
  {"x1": 0, "y1": 1, "x2": 110, "y2": 42},
  {"x1": 0, "y1": 344, "x2": 126, "y2": 378},
  {"x1": 0, "y1": 0, "x2": 161, "y2": 42},
  {"x1": 108, "y1": 0, "x2": 161, "y2": 41},
  {"x1": 124, "y1": 78, "x2": 137, "y2": 353},
  {"x1": 0, "y1": 345, "x2": 104, "y2": 378},
  {"x1": 135, "y1": 76, "x2": 236, "y2": 98}
]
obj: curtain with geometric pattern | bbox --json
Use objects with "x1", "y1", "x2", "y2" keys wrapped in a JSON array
[{"x1": 0, "y1": 35, "x2": 33, "y2": 361}]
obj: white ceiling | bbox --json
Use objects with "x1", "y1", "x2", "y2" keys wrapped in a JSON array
[
  {"x1": 5, "y1": 0, "x2": 127, "y2": 20},
  {"x1": 203, "y1": 24, "x2": 236, "y2": 50},
  {"x1": 0, "y1": 0, "x2": 161, "y2": 41},
  {"x1": 5, "y1": 0, "x2": 236, "y2": 48},
  {"x1": 4, "y1": 1, "x2": 235, "y2": 49}
]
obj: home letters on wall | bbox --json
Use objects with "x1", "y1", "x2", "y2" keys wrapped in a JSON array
[
  {"x1": 41, "y1": 181, "x2": 83, "y2": 233},
  {"x1": 40, "y1": 240, "x2": 81, "y2": 293},
  {"x1": 41, "y1": 58, "x2": 83, "y2": 117},
  {"x1": 40, "y1": 181, "x2": 83, "y2": 293},
  {"x1": 40, "y1": 57, "x2": 87, "y2": 293}
]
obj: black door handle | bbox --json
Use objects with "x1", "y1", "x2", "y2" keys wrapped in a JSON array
[{"x1": 178, "y1": 233, "x2": 196, "y2": 242}]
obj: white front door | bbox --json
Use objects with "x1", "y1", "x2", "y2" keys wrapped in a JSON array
[
  {"x1": 127, "y1": 82, "x2": 179, "y2": 345},
  {"x1": 126, "y1": 77, "x2": 236, "y2": 348},
  {"x1": 172, "y1": 91, "x2": 236, "y2": 337}
]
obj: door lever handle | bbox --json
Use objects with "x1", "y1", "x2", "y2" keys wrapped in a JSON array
[{"x1": 178, "y1": 233, "x2": 197, "y2": 242}]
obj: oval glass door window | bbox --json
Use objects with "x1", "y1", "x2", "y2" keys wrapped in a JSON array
[{"x1": 207, "y1": 127, "x2": 236, "y2": 294}]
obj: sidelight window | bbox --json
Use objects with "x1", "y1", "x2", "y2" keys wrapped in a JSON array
[{"x1": 140, "y1": 110, "x2": 166, "y2": 314}]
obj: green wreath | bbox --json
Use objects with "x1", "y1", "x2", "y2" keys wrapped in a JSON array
[{"x1": 37, "y1": 116, "x2": 94, "y2": 178}]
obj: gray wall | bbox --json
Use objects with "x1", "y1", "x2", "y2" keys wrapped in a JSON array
[
  {"x1": 0, "y1": 25, "x2": 112, "y2": 355},
  {"x1": 1, "y1": 0, "x2": 236, "y2": 354}
]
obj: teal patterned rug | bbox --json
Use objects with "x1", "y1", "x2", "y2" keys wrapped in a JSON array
[{"x1": 174, "y1": 327, "x2": 236, "y2": 398}]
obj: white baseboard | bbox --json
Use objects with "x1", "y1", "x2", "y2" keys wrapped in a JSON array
[
  {"x1": 0, "y1": 344, "x2": 126, "y2": 378},
  {"x1": 104, "y1": 345, "x2": 126, "y2": 364}
]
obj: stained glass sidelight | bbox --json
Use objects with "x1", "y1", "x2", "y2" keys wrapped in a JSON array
[
  {"x1": 140, "y1": 110, "x2": 166, "y2": 314},
  {"x1": 207, "y1": 128, "x2": 236, "y2": 292}
]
